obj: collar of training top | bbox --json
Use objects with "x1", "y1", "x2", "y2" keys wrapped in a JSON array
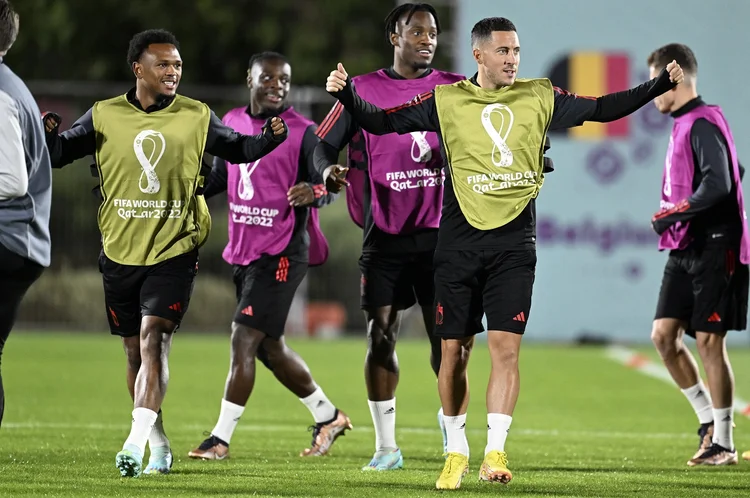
[
  {"x1": 125, "y1": 87, "x2": 175, "y2": 113},
  {"x1": 245, "y1": 103, "x2": 290, "y2": 120},
  {"x1": 671, "y1": 96, "x2": 705, "y2": 118}
]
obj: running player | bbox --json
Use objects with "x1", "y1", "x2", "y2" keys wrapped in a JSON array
[
  {"x1": 313, "y1": 3, "x2": 464, "y2": 471},
  {"x1": 188, "y1": 51, "x2": 352, "y2": 461},
  {"x1": 324, "y1": 17, "x2": 683, "y2": 488},
  {"x1": 648, "y1": 43, "x2": 747, "y2": 466},
  {"x1": 43, "y1": 29, "x2": 287, "y2": 477}
]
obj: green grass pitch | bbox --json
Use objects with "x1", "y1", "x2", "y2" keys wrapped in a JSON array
[{"x1": 2, "y1": 332, "x2": 750, "y2": 497}]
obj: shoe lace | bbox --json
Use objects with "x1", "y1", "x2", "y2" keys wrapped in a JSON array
[
  {"x1": 443, "y1": 453, "x2": 462, "y2": 475},
  {"x1": 307, "y1": 423, "x2": 323, "y2": 447},
  {"x1": 490, "y1": 451, "x2": 508, "y2": 467},
  {"x1": 305, "y1": 410, "x2": 339, "y2": 447},
  {"x1": 697, "y1": 443, "x2": 727, "y2": 459},
  {"x1": 197, "y1": 433, "x2": 224, "y2": 451},
  {"x1": 696, "y1": 423, "x2": 713, "y2": 450}
]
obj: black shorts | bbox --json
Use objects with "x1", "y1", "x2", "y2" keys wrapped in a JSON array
[
  {"x1": 359, "y1": 251, "x2": 434, "y2": 310},
  {"x1": 655, "y1": 245, "x2": 749, "y2": 335},
  {"x1": 99, "y1": 249, "x2": 199, "y2": 337},
  {"x1": 232, "y1": 255, "x2": 307, "y2": 339},
  {"x1": 433, "y1": 248, "x2": 536, "y2": 338}
]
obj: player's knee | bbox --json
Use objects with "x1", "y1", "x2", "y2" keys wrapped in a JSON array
[
  {"x1": 441, "y1": 338, "x2": 471, "y2": 365},
  {"x1": 139, "y1": 318, "x2": 173, "y2": 360},
  {"x1": 695, "y1": 332, "x2": 725, "y2": 360},
  {"x1": 256, "y1": 337, "x2": 284, "y2": 370},
  {"x1": 490, "y1": 344, "x2": 518, "y2": 367},
  {"x1": 255, "y1": 342, "x2": 273, "y2": 371},
  {"x1": 230, "y1": 322, "x2": 265, "y2": 357},
  {"x1": 366, "y1": 309, "x2": 396, "y2": 338},
  {"x1": 651, "y1": 321, "x2": 681, "y2": 356},
  {"x1": 366, "y1": 312, "x2": 397, "y2": 347}
]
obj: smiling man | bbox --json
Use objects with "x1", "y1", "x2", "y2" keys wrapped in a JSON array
[
  {"x1": 43, "y1": 29, "x2": 288, "y2": 478},
  {"x1": 324, "y1": 16, "x2": 684, "y2": 489},
  {"x1": 187, "y1": 51, "x2": 352, "y2": 462}
]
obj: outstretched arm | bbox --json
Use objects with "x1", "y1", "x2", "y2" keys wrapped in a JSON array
[
  {"x1": 549, "y1": 62, "x2": 683, "y2": 130},
  {"x1": 43, "y1": 109, "x2": 97, "y2": 168},
  {"x1": 205, "y1": 111, "x2": 287, "y2": 164},
  {"x1": 325, "y1": 63, "x2": 439, "y2": 136}
]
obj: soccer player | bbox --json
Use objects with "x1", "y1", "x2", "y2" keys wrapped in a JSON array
[
  {"x1": 43, "y1": 29, "x2": 287, "y2": 477},
  {"x1": 314, "y1": 3, "x2": 464, "y2": 471},
  {"x1": 648, "y1": 43, "x2": 747, "y2": 466},
  {"x1": 324, "y1": 17, "x2": 683, "y2": 489},
  {"x1": 187, "y1": 51, "x2": 352, "y2": 461},
  {"x1": 0, "y1": 0, "x2": 50, "y2": 428}
]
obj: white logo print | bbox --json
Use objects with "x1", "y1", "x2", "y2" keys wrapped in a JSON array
[
  {"x1": 237, "y1": 159, "x2": 262, "y2": 201},
  {"x1": 133, "y1": 130, "x2": 166, "y2": 194},
  {"x1": 409, "y1": 131, "x2": 432, "y2": 163},
  {"x1": 481, "y1": 103, "x2": 514, "y2": 167},
  {"x1": 663, "y1": 135, "x2": 674, "y2": 197}
]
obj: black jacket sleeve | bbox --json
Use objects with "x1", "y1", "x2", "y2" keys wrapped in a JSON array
[
  {"x1": 203, "y1": 155, "x2": 228, "y2": 199},
  {"x1": 299, "y1": 125, "x2": 336, "y2": 208},
  {"x1": 313, "y1": 140, "x2": 343, "y2": 176},
  {"x1": 205, "y1": 110, "x2": 287, "y2": 164},
  {"x1": 549, "y1": 68, "x2": 676, "y2": 130},
  {"x1": 327, "y1": 77, "x2": 439, "y2": 135},
  {"x1": 651, "y1": 119, "x2": 735, "y2": 233},
  {"x1": 313, "y1": 98, "x2": 360, "y2": 175},
  {"x1": 45, "y1": 108, "x2": 97, "y2": 168}
]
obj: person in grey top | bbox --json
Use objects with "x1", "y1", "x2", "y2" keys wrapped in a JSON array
[{"x1": 0, "y1": 0, "x2": 51, "y2": 428}]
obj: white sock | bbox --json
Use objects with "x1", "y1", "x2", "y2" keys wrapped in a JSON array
[
  {"x1": 712, "y1": 407, "x2": 734, "y2": 449},
  {"x1": 444, "y1": 413, "x2": 469, "y2": 457},
  {"x1": 123, "y1": 407, "x2": 158, "y2": 454},
  {"x1": 148, "y1": 409, "x2": 170, "y2": 449},
  {"x1": 368, "y1": 398, "x2": 397, "y2": 453},
  {"x1": 681, "y1": 382, "x2": 714, "y2": 424},
  {"x1": 485, "y1": 413, "x2": 512, "y2": 455},
  {"x1": 211, "y1": 399, "x2": 245, "y2": 445},
  {"x1": 300, "y1": 388, "x2": 337, "y2": 423}
]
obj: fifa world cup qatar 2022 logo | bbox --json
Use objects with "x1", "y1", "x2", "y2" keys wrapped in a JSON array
[{"x1": 133, "y1": 130, "x2": 166, "y2": 194}]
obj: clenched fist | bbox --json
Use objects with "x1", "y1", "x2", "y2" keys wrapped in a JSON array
[
  {"x1": 42, "y1": 112, "x2": 61, "y2": 133},
  {"x1": 326, "y1": 63, "x2": 349, "y2": 93},
  {"x1": 269, "y1": 116, "x2": 285, "y2": 135},
  {"x1": 262, "y1": 116, "x2": 288, "y2": 143},
  {"x1": 666, "y1": 60, "x2": 684, "y2": 84}
]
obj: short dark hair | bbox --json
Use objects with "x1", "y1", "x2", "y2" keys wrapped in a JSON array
[
  {"x1": 127, "y1": 29, "x2": 180, "y2": 67},
  {"x1": 471, "y1": 17, "x2": 516, "y2": 47},
  {"x1": 0, "y1": 0, "x2": 19, "y2": 54},
  {"x1": 384, "y1": 3, "x2": 441, "y2": 44},
  {"x1": 248, "y1": 51, "x2": 288, "y2": 70},
  {"x1": 647, "y1": 43, "x2": 697, "y2": 75}
]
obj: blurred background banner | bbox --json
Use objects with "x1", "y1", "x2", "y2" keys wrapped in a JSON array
[
  {"x1": 8, "y1": 0, "x2": 748, "y2": 344},
  {"x1": 459, "y1": 0, "x2": 750, "y2": 344}
]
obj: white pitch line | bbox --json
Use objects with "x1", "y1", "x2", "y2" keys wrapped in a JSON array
[
  {"x1": 605, "y1": 345, "x2": 750, "y2": 419},
  {"x1": 1, "y1": 421, "x2": 693, "y2": 440}
]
